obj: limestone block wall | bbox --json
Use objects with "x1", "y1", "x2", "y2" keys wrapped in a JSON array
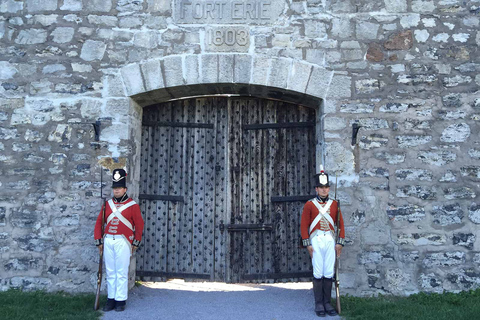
[{"x1": 0, "y1": 0, "x2": 479, "y2": 295}]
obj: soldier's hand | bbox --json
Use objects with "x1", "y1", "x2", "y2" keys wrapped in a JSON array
[
  {"x1": 307, "y1": 245, "x2": 314, "y2": 258},
  {"x1": 335, "y1": 244, "x2": 343, "y2": 258},
  {"x1": 132, "y1": 246, "x2": 138, "y2": 254},
  {"x1": 98, "y1": 244, "x2": 103, "y2": 253}
]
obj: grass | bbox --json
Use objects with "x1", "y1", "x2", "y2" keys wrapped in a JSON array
[
  {"x1": 339, "y1": 288, "x2": 480, "y2": 320},
  {"x1": 1, "y1": 287, "x2": 479, "y2": 320},
  {"x1": 0, "y1": 290, "x2": 104, "y2": 320}
]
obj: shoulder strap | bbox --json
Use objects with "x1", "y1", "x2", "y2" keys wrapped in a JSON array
[{"x1": 309, "y1": 199, "x2": 334, "y2": 234}]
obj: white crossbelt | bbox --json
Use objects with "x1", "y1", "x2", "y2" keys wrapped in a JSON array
[
  {"x1": 309, "y1": 198, "x2": 334, "y2": 234},
  {"x1": 106, "y1": 199, "x2": 136, "y2": 231}
]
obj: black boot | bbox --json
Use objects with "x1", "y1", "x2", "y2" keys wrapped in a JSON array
[
  {"x1": 313, "y1": 278, "x2": 325, "y2": 317},
  {"x1": 102, "y1": 298, "x2": 115, "y2": 312},
  {"x1": 115, "y1": 300, "x2": 126, "y2": 312},
  {"x1": 323, "y1": 278, "x2": 338, "y2": 316}
]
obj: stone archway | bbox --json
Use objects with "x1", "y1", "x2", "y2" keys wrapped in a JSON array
[
  {"x1": 119, "y1": 54, "x2": 335, "y2": 282},
  {"x1": 119, "y1": 54, "x2": 334, "y2": 107}
]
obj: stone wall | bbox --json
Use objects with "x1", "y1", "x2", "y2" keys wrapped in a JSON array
[{"x1": 0, "y1": 0, "x2": 479, "y2": 295}]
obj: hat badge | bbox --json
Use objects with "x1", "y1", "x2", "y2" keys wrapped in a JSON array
[{"x1": 113, "y1": 171, "x2": 122, "y2": 182}]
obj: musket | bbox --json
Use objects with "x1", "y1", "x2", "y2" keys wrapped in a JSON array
[
  {"x1": 94, "y1": 169, "x2": 106, "y2": 311},
  {"x1": 334, "y1": 173, "x2": 342, "y2": 315}
]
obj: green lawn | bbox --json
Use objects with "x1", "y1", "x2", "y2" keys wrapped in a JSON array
[
  {"x1": 1, "y1": 288, "x2": 479, "y2": 320},
  {"x1": 0, "y1": 290, "x2": 104, "y2": 320},
  {"x1": 340, "y1": 289, "x2": 480, "y2": 320}
]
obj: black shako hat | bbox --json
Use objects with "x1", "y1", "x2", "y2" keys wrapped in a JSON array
[
  {"x1": 112, "y1": 169, "x2": 127, "y2": 188},
  {"x1": 313, "y1": 165, "x2": 330, "y2": 187}
]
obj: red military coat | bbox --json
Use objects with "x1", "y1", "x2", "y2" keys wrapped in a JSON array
[
  {"x1": 300, "y1": 198, "x2": 345, "y2": 247},
  {"x1": 94, "y1": 198, "x2": 145, "y2": 247}
]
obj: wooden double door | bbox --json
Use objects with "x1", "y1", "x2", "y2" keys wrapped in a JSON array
[{"x1": 136, "y1": 96, "x2": 316, "y2": 282}]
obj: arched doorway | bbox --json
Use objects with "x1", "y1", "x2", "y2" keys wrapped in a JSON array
[{"x1": 136, "y1": 96, "x2": 317, "y2": 282}]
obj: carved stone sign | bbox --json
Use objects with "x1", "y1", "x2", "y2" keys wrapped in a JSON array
[
  {"x1": 205, "y1": 26, "x2": 250, "y2": 52},
  {"x1": 174, "y1": 0, "x2": 285, "y2": 24}
]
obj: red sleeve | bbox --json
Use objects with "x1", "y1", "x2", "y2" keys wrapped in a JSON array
[
  {"x1": 300, "y1": 202, "x2": 312, "y2": 240},
  {"x1": 94, "y1": 203, "x2": 106, "y2": 241},
  {"x1": 132, "y1": 204, "x2": 144, "y2": 243}
]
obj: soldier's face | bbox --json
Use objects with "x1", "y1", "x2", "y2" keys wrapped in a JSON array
[
  {"x1": 315, "y1": 186, "x2": 330, "y2": 198},
  {"x1": 113, "y1": 187, "x2": 127, "y2": 198}
]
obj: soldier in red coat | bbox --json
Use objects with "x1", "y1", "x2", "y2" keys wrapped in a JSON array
[
  {"x1": 94, "y1": 169, "x2": 145, "y2": 312},
  {"x1": 300, "y1": 166, "x2": 345, "y2": 317}
]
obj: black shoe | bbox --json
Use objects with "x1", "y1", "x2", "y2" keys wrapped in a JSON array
[
  {"x1": 102, "y1": 298, "x2": 115, "y2": 312},
  {"x1": 115, "y1": 300, "x2": 126, "y2": 312},
  {"x1": 315, "y1": 310, "x2": 326, "y2": 317},
  {"x1": 326, "y1": 308, "x2": 338, "y2": 316}
]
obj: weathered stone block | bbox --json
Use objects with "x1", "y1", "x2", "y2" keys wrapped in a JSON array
[
  {"x1": 453, "y1": 233, "x2": 475, "y2": 250},
  {"x1": 352, "y1": 118, "x2": 388, "y2": 130},
  {"x1": 85, "y1": 0, "x2": 112, "y2": 12},
  {"x1": 418, "y1": 150, "x2": 456, "y2": 166},
  {"x1": 250, "y1": 56, "x2": 270, "y2": 86},
  {"x1": 423, "y1": 252, "x2": 465, "y2": 268},
  {"x1": 360, "y1": 167, "x2": 389, "y2": 178},
  {"x1": 359, "y1": 251, "x2": 395, "y2": 264},
  {"x1": 396, "y1": 185, "x2": 436, "y2": 200},
  {"x1": 387, "y1": 204, "x2": 425, "y2": 222},
  {"x1": 15, "y1": 29, "x2": 48, "y2": 44},
  {"x1": 440, "y1": 170, "x2": 457, "y2": 182},
  {"x1": 0, "y1": 127, "x2": 18, "y2": 140},
  {"x1": 395, "y1": 169, "x2": 432, "y2": 181},
  {"x1": 51, "y1": 27, "x2": 74, "y2": 43},
  {"x1": 287, "y1": 61, "x2": 311, "y2": 93},
  {"x1": 0, "y1": 207, "x2": 5, "y2": 226},
  {"x1": 140, "y1": 59, "x2": 163, "y2": 91},
  {"x1": 305, "y1": 66, "x2": 333, "y2": 99},
  {"x1": 446, "y1": 269, "x2": 480, "y2": 290},
  {"x1": 411, "y1": 0, "x2": 435, "y2": 13},
  {"x1": 419, "y1": 273, "x2": 443, "y2": 292},
  {"x1": 444, "y1": 187, "x2": 476, "y2": 200},
  {"x1": 26, "y1": 0, "x2": 57, "y2": 12},
  {"x1": 396, "y1": 135, "x2": 431, "y2": 148},
  {"x1": 233, "y1": 54, "x2": 252, "y2": 84},
  {"x1": 0, "y1": 0, "x2": 24, "y2": 13},
  {"x1": 340, "y1": 103, "x2": 374, "y2": 113},
  {"x1": 397, "y1": 74, "x2": 437, "y2": 85},
  {"x1": 397, "y1": 233, "x2": 446, "y2": 246},
  {"x1": 443, "y1": 75, "x2": 472, "y2": 87},
  {"x1": 460, "y1": 166, "x2": 480, "y2": 180},
  {"x1": 121, "y1": 64, "x2": 145, "y2": 96},
  {"x1": 218, "y1": 54, "x2": 234, "y2": 83},
  {"x1": 200, "y1": 54, "x2": 218, "y2": 83},
  {"x1": 359, "y1": 134, "x2": 388, "y2": 150},
  {"x1": 379, "y1": 103, "x2": 411, "y2": 113},
  {"x1": 468, "y1": 203, "x2": 480, "y2": 224},
  {"x1": 356, "y1": 21, "x2": 379, "y2": 40},
  {"x1": 267, "y1": 58, "x2": 290, "y2": 89},
  {"x1": 4, "y1": 258, "x2": 42, "y2": 271},
  {"x1": 432, "y1": 203, "x2": 463, "y2": 226},
  {"x1": 374, "y1": 151, "x2": 405, "y2": 164},
  {"x1": 0, "y1": 61, "x2": 18, "y2": 80},
  {"x1": 440, "y1": 123, "x2": 470, "y2": 143},
  {"x1": 10, "y1": 277, "x2": 52, "y2": 291},
  {"x1": 134, "y1": 31, "x2": 158, "y2": 49},
  {"x1": 60, "y1": 0, "x2": 82, "y2": 10},
  {"x1": 355, "y1": 79, "x2": 383, "y2": 94},
  {"x1": 80, "y1": 40, "x2": 106, "y2": 61},
  {"x1": 326, "y1": 74, "x2": 351, "y2": 98}
]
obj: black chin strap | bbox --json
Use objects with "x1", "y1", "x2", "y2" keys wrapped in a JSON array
[
  {"x1": 114, "y1": 193, "x2": 128, "y2": 203},
  {"x1": 317, "y1": 196, "x2": 329, "y2": 203}
]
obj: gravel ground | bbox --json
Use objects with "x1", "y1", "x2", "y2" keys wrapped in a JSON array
[{"x1": 101, "y1": 280, "x2": 343, "y2": 320}]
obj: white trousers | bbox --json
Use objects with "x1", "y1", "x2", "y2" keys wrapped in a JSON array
[
  {"x1": 311, "y1": 231, "x2": 335, "y2": 279},
  {"x1": 104, "y1": 236, "x2": 131, "y2": 301}
]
